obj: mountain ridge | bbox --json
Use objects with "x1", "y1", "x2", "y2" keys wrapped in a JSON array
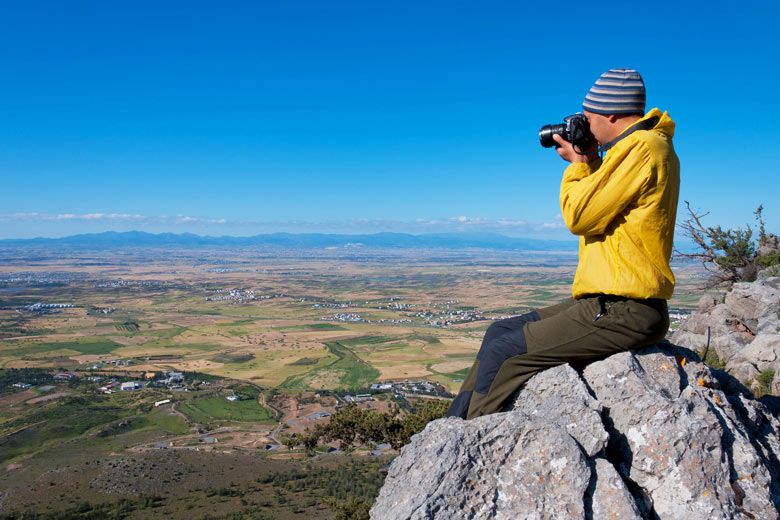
[{"x1": 0, "y1": 230, "x2": 579, "y2": 251}]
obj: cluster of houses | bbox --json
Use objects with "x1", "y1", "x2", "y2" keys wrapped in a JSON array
[
  {"x1": 369, "y1": 379, "x2": 450, "y2": 397},
  {"x1": 94, "y1": 371, "x2": 187, "y2": 393},
  {"x1": 95, "y1": 279, "x2": 166, "y2": 288},
  {"x1": 381, "y1": 301, "x2": 416, "y2": 310},
  {"x1": 93, "y1": 359, "x2": 134, "y2": 369},
  {"x1": 375, "y1": 317, "x2": 412, "y2": 324},
  {"x1": 317, "y1": 307, "x2": 484, "y2": 328},
  {"x1": 151, "y1": 371, "x2": 187, "y2": 391},
  {"x1": 205, "y1": 289, "x2": 284, "y2": 304},
  {"x1": 0, "y1": 271, "x2": 86, "y2": 285},
  {"x1": 343, "y1": 393, "x2": 374, "y2": 403},
  {"x1": 205, "y1": 289, "x2": 256, "y2": 303},
  {"x1": 98, "y1": 380, "x2": 121, "y2": 392},
  {"x1": 312, "y1": 302, "x2": 354, "y2": 309},
  {"x1": 306, "y1": 296, "x2": 496, "y2": 328},
  {"x1": 93, "y1": 307, "x2": 118, "y2": 314},
  {"x1": 668, "y1": 308, "x2": 691, "y2": 330},
  {"x1": 3, "y1": 302, "x2": 77, "y2": 314},
  {"x1": 328, "y1": 313, "x2": 364, "y2": 323},
  {"x1": 414, "y1": 308, "x2": 485, "y2": 328},
  {"x1": 11, "y1": 373, "x2": 76, "y2": 390}
]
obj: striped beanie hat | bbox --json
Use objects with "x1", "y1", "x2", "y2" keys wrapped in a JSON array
[{"x1": 582, "y1": 68, "x2": 646, "y2": 115}]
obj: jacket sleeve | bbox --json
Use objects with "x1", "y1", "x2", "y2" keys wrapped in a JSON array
[{"x1": 559, "y1": 140, "x2": 652, "y2": 236}]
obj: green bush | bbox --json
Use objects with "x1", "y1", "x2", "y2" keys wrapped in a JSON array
[
  {"x1": 753, "y1": 370, "x2": 775, "y2": 397},
  {"x1": 698, "y1": 346, "x2": 727, "y2": 371},
  {"x1": 300, "y1": 399, "x2": 450, "y2": 450},
  {"x1": 678, "y1": 203, "x2": 779, "y2": 286}
]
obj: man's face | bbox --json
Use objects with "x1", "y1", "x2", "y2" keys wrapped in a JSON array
[{"x1": 583, "y1": 110, "x2": 611, "y2": 145}]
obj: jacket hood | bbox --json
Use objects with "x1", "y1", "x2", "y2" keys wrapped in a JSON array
[{"x1": 646, "y1": 107, "x2": 675, "y2": 138}]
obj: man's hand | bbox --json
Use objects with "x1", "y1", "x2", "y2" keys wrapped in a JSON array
[{"x1": 552, "y1": 134, "x2": 589, "y2": 164}]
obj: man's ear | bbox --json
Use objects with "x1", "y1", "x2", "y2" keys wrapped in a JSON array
[{"x1": 607, "y1": 114, "x2": 619, "y2": 123}]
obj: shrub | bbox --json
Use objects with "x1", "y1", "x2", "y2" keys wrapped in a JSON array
[
  {"x1": 753, "y1": 370, "x2": 775, "y2": 397},
  {"x1": 299, "y1": 399, "x2": 449, "y2": 451},
  {"x1": 677, "y1": 203, "x2": 779, "y2": 286}
]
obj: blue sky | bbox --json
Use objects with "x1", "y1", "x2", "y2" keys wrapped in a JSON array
[{"x1": 1, "y1": 1, "x2": 778, "y2": 240}]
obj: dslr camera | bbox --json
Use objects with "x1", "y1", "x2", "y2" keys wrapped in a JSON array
[{"x1": 539, "y1": 113, "x2": 593, "y2": 150}]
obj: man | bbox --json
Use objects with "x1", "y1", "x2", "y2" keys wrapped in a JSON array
[{"x1": 447, "y1": 68, "x2": 680, "y2": 420}]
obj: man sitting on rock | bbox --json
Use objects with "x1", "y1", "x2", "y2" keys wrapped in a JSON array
[{"x1": 447, "y1": 68, "x2": 680, "y2": 420}]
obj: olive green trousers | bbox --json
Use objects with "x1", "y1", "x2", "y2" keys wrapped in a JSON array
[{"x1": 447, "y1": 295, "x2": 669, "y2": 420}]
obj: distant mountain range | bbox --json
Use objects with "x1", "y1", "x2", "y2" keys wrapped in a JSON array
[{"x1": 0, "y1": 231, "x2": 579, "y2": 251}]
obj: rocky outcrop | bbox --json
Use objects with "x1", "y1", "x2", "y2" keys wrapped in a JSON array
[
  {"x1": 371, "y1": 344, "x2": 780, "y2": 519},
  {"x1": 672, "y1": 273, "x2": 780, "y2": 386},
  {"x1": 759, "y1": 234, "x2": 780, "y2": 258}
]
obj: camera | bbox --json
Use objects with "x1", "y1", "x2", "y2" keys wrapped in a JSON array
[{"x1": 539, "y1": 113, "x2": 593, "y2": 150}]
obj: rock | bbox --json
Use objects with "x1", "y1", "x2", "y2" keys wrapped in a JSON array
[
  {"x1": 698, "y1": 294, "x2": 721, "y2": 314},
  {"x1": 773, "y1": 369, "x2": 780, "y2": 396},
  {"x1": 725, "y1": 287, "x2": 760, "y2": 334},
  {"x1": 371, "y1": 412, "x2": 591, "y2": 519},
  {"x1": 732, "y1": 280, "x2": 780, "y2": 336},
  {"x1": 727, "y1": 334, "x2": 780, "y2": 373},
  {"x1": 588, "y1": 458, "x2": 643, "y2": 520},
  {"x1": 673, "y1": 305, "x2": 753, "y2": 362},
  {"x1": 673, "y1": 276, "x2": 780, "y2": 387},
  {"x1": 758, "y1": 233, "x2": 780, "y2": 257},
  {"x1": 680, "y1": 310, "x2": 712, "y2": 335},
  {"x1": 371, "y1": 344, "x2": 780, "y2": 520},
  {"x1": 725, "y1": 358, "x2": 761, "y2": 384},
  {"x1": 584, "y1": 345, "x2": 779, "y2": 519},
  {"x1": 508, "y1": 364, "x2": 608, "y2": 457}
]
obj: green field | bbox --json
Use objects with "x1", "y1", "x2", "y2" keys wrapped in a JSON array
[
  {"x1": 4, "y1": 339, "x2": 123, "y2": 359},
  {"x1": 0, "y1": 391, "x2": 189, "y2": 464},
  {"x1": 271, "y1": 323, "x2": 346, "y2": 331},
  {"x1": 178, "y1": 394, "x2": 274, "y2": 423},
  {"x1": 280, "y1": 341, "x2": 381, "y2": 390}
]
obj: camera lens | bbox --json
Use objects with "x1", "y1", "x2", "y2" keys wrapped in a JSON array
[{"x1": 539, "y1": 123, "x2": 567, "y2": 148}]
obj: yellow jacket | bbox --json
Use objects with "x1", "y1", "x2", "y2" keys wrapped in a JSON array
[{"x1": 560, "y1": 108, "x2": 680, "y2": 299}]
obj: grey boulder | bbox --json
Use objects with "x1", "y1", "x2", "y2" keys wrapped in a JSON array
[{"x1": 370, "y1": 344, "x2": 780, "y2": 520}]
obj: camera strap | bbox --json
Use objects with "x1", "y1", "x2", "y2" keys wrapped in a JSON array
[
  {"x1": 594, "y1": 115, "x2": 660, "y2": 156},
  {"x1": 575, "y1": 115, "x2": 660, "y2": 157}
]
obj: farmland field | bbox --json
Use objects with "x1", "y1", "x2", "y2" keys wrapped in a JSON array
[
  {"x1": 0, "y1": 246, "x2": 706, "y2": 392},
  {"x1": 178, "y1": 395, "x2": 274, "y2": 423},
  {"x1": 0, "y1": 244, "x2": 709, "y2": 518}
]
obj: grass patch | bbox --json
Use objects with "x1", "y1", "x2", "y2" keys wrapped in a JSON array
[
  {"x1": 141, "y1": 408, "x2": 191, "y2": 435},
  {"x1": 698, "y1": 346, "x2": 727, "y2": 371},
  {"x1": 142, "y1": 326, "x2": 186, "y2": 339},
  {"x1": 6, "y1": 339, "x2": 122, "y2": 358},
  {"x1": 178, "y1": 395, "x2": 273, "y2": 423},
  {"x1": 286, "y1": 357, "x2": 320, "y2": 366},
  {"x1": 211, "y1": 352, "x2": 254, "y2": 363},
  {"x1": 337, "y1": 335, "x2": 396, "y2": 347},
  {"x1": 0, "y1": 395, "x2": 130, "y2": 463},
  {"x1": 218, "y1": 318, "x2": 257, "y2": 327},
  {"x1": 279, "y1": 341, "x2": 380, "y2": 390},
  {"x1": 411, "y1": 334, "x2": 441, "y2": 344},
  {"x1": 271, "y1": 323, "x2": 346, "y2": 331},
  {"x1": 753, "y1": 369, "x2": 776, "y2": 397},
  {"x1": 444, "y1": 368, "x2": 471, "y2": 380}
]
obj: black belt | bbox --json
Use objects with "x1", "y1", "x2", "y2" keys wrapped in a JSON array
[{"x1": 579, "y1": 294, "x2": 666, "y2": 322}]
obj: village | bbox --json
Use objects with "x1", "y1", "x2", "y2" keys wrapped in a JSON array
[
  {"x1": 0, "y1": 302, "x2": 78, "y2": 314},
  {"x1": 0, "y1": 271, "x2": 88, "y2": 285}
]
